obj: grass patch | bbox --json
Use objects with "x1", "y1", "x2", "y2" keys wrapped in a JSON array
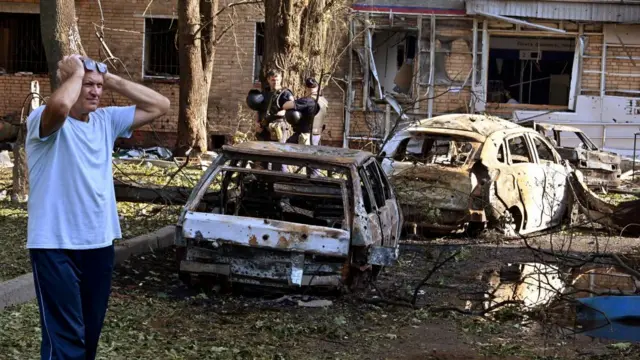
[{"x1": 0, "y1": 162, "x2": 205, "y2": 281}]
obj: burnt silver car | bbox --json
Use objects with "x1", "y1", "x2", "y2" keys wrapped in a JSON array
[
  {"x1": 175, "y1": 141, "x2": 403, "y2": 289},
  {"x1": 519, "y1": 121, "x2": 621, "y2": 189},
  {"x1": 379, "y1": 114, "x2": 574, "y2": 237}
]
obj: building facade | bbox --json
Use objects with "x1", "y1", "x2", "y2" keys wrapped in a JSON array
[{"x1": 346, "y1": 0, "x2": 640, "y2": 156}]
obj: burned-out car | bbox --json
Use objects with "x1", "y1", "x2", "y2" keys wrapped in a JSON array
[
  {"x1": 379, "y1": 114, "x2": 574, "y2": 237},
  {"x1": 519, "y1": 121, "x2": 621, "y2": 189},
  {"x1": 175, "y1": 141, "x2": 403, "y2": 289}
]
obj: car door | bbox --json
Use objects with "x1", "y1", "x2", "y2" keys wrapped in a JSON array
[
  {"x1": 504, "y1": 133, "x2": 547, "y2": 232},
  {"x1": 358, "y1": 172, "x2": 384, "y2": 247},
  {"x1": 528, "y1": 133, "x2": 569, "y2": 227},
  {"x1": 366, "y1": 159, "x2": 402, "y2": 247},
  {"x1": 359, "y1": 158, "x2": 399, "y2": 247}
]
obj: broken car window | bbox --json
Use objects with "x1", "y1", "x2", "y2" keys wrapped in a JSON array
[
  {"x1": 364, "y1": 162, "x2": 386, "y2": 208},
  {"x1": 507, "y1": 136, "x2": 533, "y2": 164},
  {"x1": 533, "y1": 136, "x2": 556, "y2": 163},
  {"x1": 359, "y1": 176, "x2": 374, "y2": 213},
  {"x1": 393, "y1": 134, "x2": 477, "y2": 167},
  {"x1": 497, "y1": 143, "x2": 505, "y2": 163},
  {"x1": 223, "y1": 169, "x2": 347, "y2": 230},
  {"x1": 373, "y1": 160, "x2": 394, "y2": 201}
]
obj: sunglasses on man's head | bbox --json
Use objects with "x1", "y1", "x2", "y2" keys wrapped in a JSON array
[{"x1": 81, "y1": 58, "x2": 108, "y2": 74}]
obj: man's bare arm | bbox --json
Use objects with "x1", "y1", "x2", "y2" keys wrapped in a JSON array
[
  {"x1": 104, "y1": 73, "x2": 170, "y2": 130},
  {"x1": 40, "y1": 56, "x2": 85, "y2": 138}
]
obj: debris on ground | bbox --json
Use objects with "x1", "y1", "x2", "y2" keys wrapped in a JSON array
[
  {"x1": 114, "y1": 146, "x2": 173, "y2": 161},
  {"x1": 0, "y1": 151, "x2": 12, "y2": 168},
  {"x1": 570, "y1": 171, "x2": 640, "y2": 236}
]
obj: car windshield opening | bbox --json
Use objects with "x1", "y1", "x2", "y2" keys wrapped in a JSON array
[{"x1": 393, "y1": 133, "x2": 479, "y2": 167}]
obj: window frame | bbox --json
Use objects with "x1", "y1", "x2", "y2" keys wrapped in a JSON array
[
  {"x1": 362, "y1": 160, "x2": 387, "y2": 208},
  {"x1": 142, "y1": 16, "x2": 180, "y2": 80},
  {"x1": 505, "y1": 134, "x2": 535, "y2": 165},
  {"x1": 358, "y1": 168, "x2": 377, "y2": 214},
  {"x1": 253, "y1": 22, "x2": 265, "y2": 84},
  {"x1": 530, "y1": 133, "x2": 558, "y2": 164},
  {"x1": 0, "y1": 12, "x2": 48, "y2": 75}
]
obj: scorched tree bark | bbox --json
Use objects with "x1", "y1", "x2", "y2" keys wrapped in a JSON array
[{"x1": 262, "y1": 0, "x2": 344, "y2": 95}]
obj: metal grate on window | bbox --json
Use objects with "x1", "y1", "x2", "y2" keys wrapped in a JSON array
[
  {"x1": 0, "y1": 13, "x2": 48, "y2": 75},
  {"x1": 144, "y1": 18, "x2": 179, "y2": 77}
]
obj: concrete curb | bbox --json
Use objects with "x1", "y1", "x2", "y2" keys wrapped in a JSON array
[{"x1": 0, "y1": 225, "x2": 176, "y2": 311}]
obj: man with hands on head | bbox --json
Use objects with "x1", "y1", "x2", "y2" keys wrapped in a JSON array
[{"x1": 25, "y1": 53, "x2": 170, "y2": 360}]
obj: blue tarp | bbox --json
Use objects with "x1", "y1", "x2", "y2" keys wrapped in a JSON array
[{"x1": 576, "y1": 296, "x2": 640, "y2": 343}]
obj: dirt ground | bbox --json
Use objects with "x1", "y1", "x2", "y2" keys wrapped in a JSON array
[{"x1": 2, "y1": 228, "x2": 639, "y2": 359}]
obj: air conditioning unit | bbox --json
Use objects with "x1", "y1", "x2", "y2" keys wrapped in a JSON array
[{"x1": 519, "y1": 50, "x2": 541, "y2": 60}]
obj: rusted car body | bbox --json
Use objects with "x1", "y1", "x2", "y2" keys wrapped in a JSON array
[
  {"x1": 519, "y1": 121, "x2": 621, "y2": 189},
  {"x1": 379, "y1": 114, "x2": 573, "y2": 236},
  {"x1": 175, "y1": 141, "x2": 402, "y2": 289}
]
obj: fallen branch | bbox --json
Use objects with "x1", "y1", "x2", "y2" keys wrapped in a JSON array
[
  {"x1": 114, "y1": 181, "x2": 219, "y2": 205},
  {"x1": 412, "y1": 250, "x2": 461, "y2": 306},
  {"x1": 427, "y1": 300, "x2": 523, "y2": 317}
]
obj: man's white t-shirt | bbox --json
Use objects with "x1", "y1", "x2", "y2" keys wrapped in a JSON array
[{"x1": 25, "y1": 105, "x2": 136, "y2": 250}]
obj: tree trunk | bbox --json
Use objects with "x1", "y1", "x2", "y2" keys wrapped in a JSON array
[
  {"x1": 262, "y1": 0, "x2": 335, "y2": 95},
  {"x1": 40, "y1": 0, "x2": 87, "y2": 91},
  {"x1": 174, "y1": 0, "x2": 218, "y2": 158}
]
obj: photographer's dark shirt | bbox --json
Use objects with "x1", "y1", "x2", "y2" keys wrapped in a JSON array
[{"x1": 293, "y1": 97, "x2": 319, "y2": 133}]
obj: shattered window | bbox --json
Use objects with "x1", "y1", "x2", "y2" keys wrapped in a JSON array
[
  {"x1": 364, "y1": 163, "x2": 386, "y2": 208},
  {"x1": 393, "y1": 134, "x2": 477, "y2": 167},
  {"x1": 533, "y1": 137, "x2": 556, "y2": 163},
  {"x1": 226, "y1": 170, "x2": 347, "y2": 229},
  {"x1": 373, "y1": 161, "x2": 394, "y2": 201},
  {"x1": 507, "y1": 136, "x2": 533, "y2": 164},
  {"x1": 359, "y1": 177, "x2": 374, "y2": 213},
  {"x1": 497, "y1": 144, "x2": 505, "y2": 163}
]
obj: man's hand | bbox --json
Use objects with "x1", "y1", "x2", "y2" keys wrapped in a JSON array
[{"x1": 56, "y1": 55, "x2": 84, "y2": 84}]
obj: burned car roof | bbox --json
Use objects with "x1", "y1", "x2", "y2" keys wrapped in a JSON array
[
  {"x1": 222, "y1": 141, "x2": 374, "y2": 166},
  {"x1": 403, "y1": 114, "x2": 522, "y2": 141},
  {"x1": 517, "y1": 120, "x2": 583, "y2": 133}
]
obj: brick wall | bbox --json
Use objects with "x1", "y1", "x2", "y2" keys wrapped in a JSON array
[
  {"x1": 0, "y1": 75, "x2": 50, "y2": 119},
  {"x1": 0, "y1": 0, "x2": 347, "y2": 149}
]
